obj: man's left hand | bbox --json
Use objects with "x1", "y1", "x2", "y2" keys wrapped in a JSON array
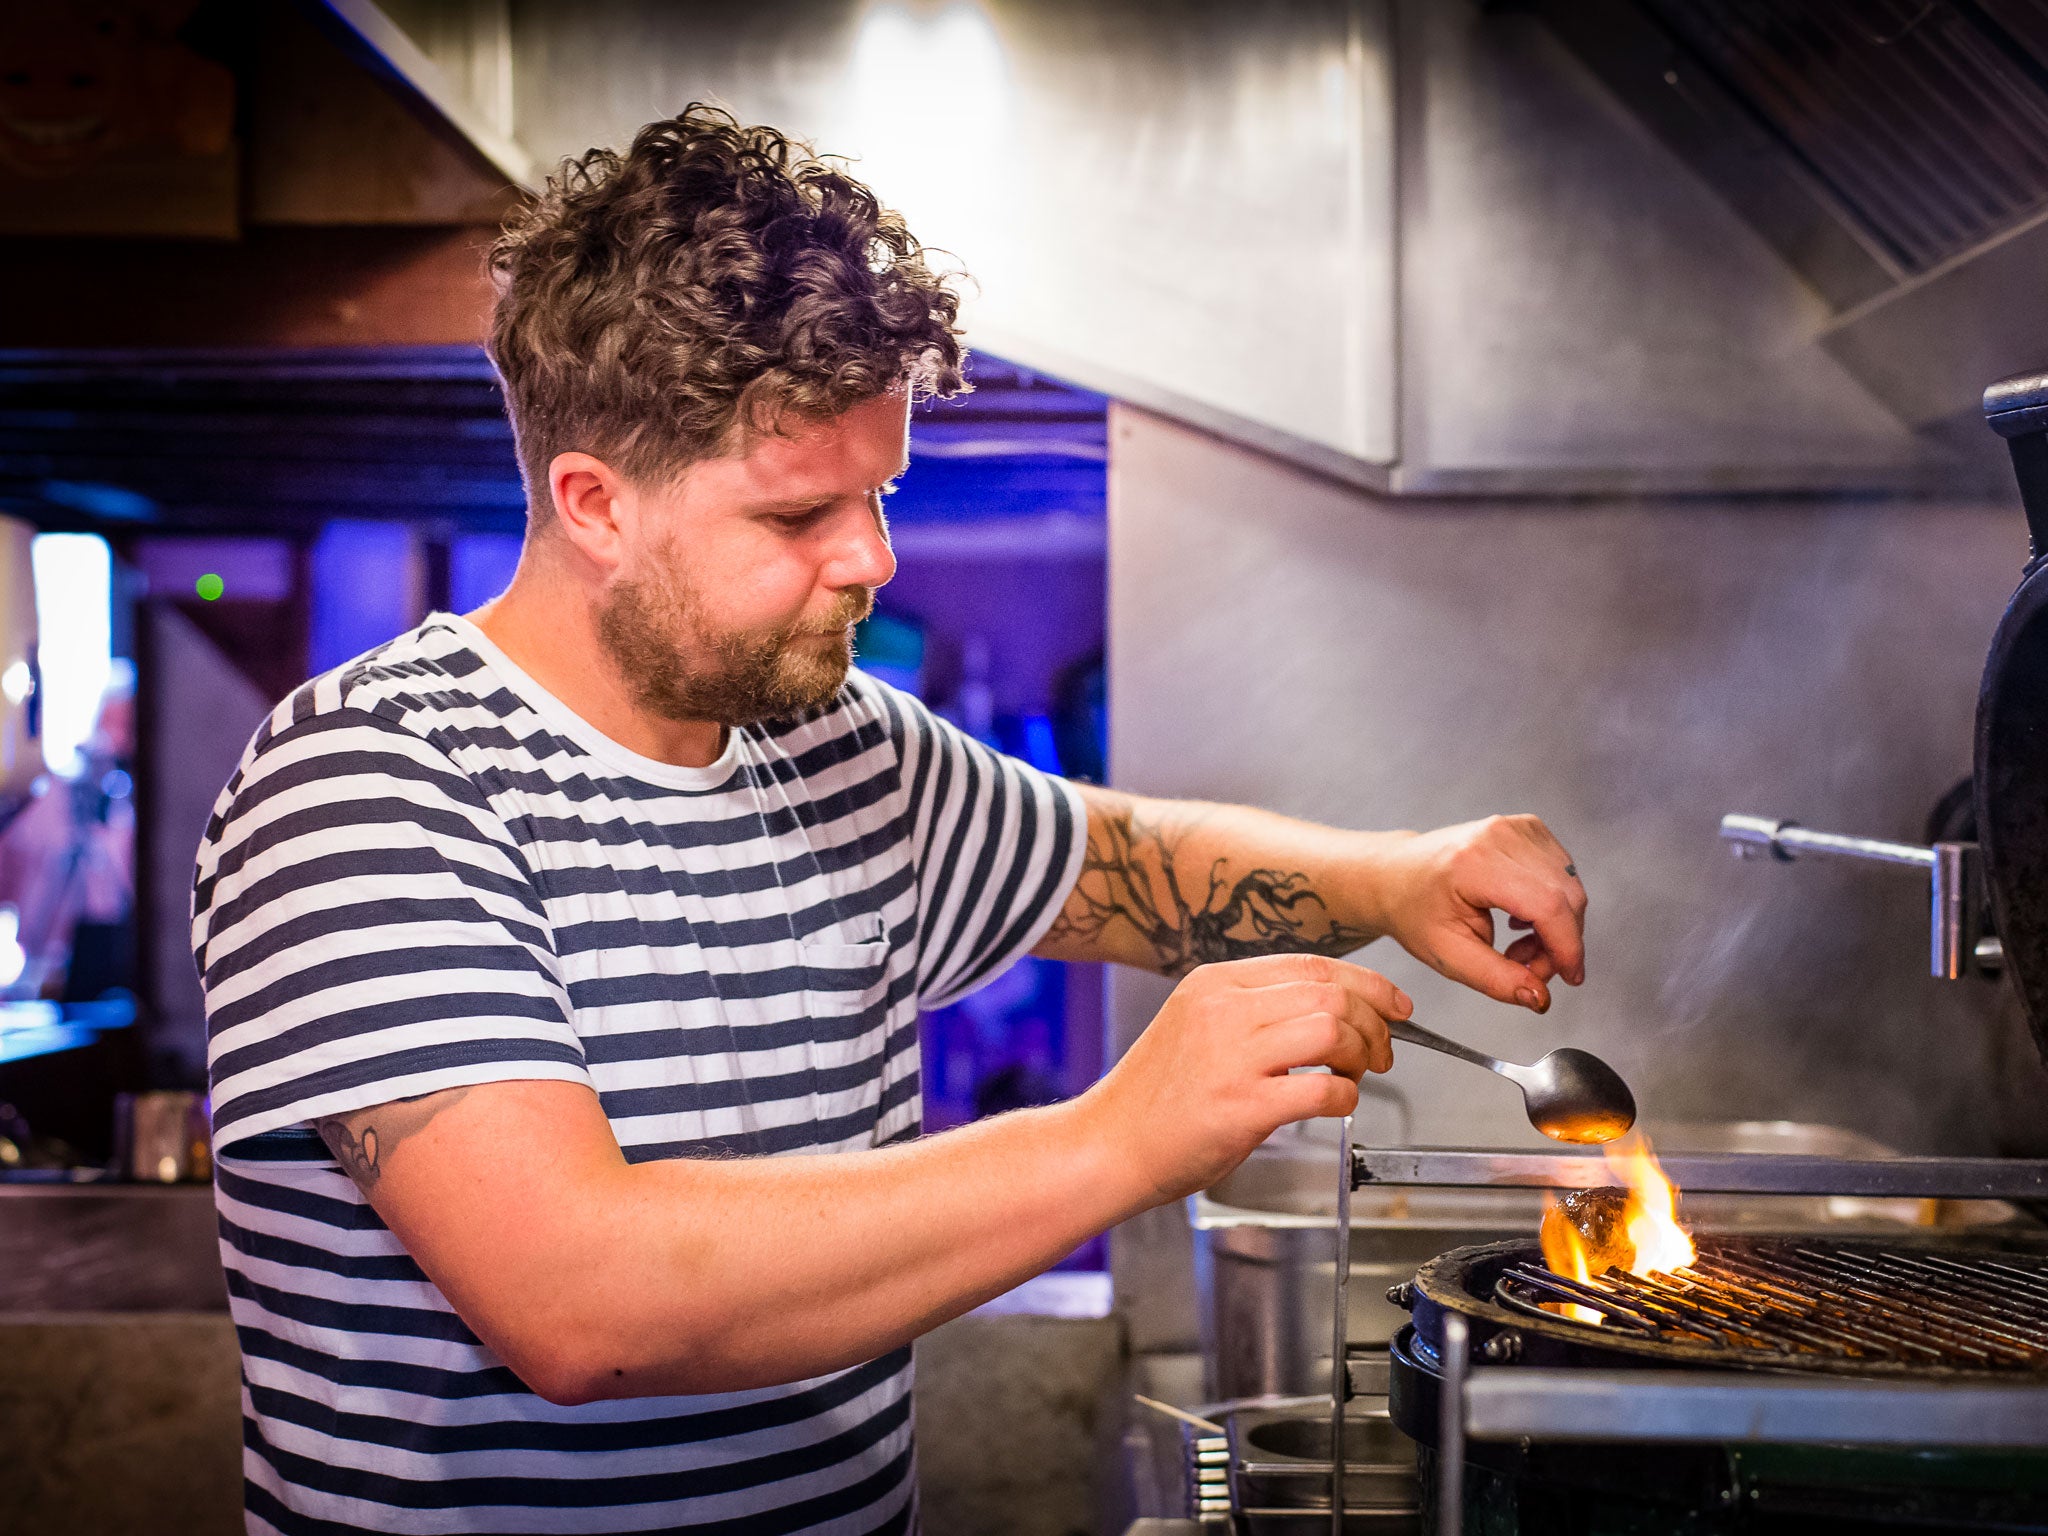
[{"x1": 1363, "y1": 815, "x2": 1586, "y2": 1013}]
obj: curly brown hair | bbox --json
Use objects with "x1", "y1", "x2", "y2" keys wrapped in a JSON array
[{"x1": 488, "y1": 104, "x2": 966, "y2": 516}]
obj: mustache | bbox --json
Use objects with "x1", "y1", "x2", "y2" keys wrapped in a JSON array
[{"x1": 798, "y1": 588, "x2": 873, "y2": 636}]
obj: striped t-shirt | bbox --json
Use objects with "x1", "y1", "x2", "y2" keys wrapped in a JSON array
[{"x1": 193, "y1": 613, "x2": 1086, "y2": 1536}]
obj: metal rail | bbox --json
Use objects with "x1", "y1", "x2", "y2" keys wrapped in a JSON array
[{"x1": 1353, "y1": 1147, "x2": 2048, "y2": 1201}]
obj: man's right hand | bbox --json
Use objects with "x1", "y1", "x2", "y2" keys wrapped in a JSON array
[{"x1": 1078, "y1": 952, "x2": 1404, "y2": 1205}]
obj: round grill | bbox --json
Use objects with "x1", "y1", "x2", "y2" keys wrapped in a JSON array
[{"x1": 1410, "y1": 1234, "x2": 2048, "y2": 1380}]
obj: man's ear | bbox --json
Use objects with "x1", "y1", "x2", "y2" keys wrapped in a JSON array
[{"x1": 547, "y1": 452, "x2": 633, "y2": 569}]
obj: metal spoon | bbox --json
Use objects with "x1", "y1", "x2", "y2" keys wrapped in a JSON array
[{"x1": 1386, "y1": 1017, "x2": 1636, "y2": 1143}]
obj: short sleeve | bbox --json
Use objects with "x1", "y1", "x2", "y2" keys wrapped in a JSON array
[
  {"x1": 193, "y1": 705, "x2": 590, "y2": 1149},
  {"x1": 865, "y1": 678, "x2": 1088, "y2": 1010}
]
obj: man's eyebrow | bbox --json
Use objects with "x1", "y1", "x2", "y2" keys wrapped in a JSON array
[{"x1": 747, "y1": 494, "x2": 833, "y2": 514}]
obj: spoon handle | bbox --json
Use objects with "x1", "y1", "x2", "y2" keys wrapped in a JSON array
[{"x1": 1385, "y1": 1016, "x2": 1515, "y2": 1080}]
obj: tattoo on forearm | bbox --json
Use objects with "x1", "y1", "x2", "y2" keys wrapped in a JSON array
[
  {"x1": 1047, "y1": 796, "x2": 1375, "y2": 975},
  {"x1": 314, "y1": 1088, "x2": 471, "y2": 1190}
]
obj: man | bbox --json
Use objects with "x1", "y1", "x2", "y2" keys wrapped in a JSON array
[{"x1": 194, "y1": 106, "x2": 1585, "y2": 1535}]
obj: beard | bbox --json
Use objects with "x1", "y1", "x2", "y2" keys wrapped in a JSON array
[{"x1": 596, "y1": 548, "x2": 873, "y2": 728}]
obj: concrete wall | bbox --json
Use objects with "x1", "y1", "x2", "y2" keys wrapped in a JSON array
[{"x1": 1105, "y1": 402, "x2": 2048, "y2": 1348}]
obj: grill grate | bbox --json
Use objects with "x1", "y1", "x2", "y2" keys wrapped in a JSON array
[{"x1": 1497, "y1": 1238, "x2": 2048, "y2": 1369}]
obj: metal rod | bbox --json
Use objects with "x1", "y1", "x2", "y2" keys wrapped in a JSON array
[
  {"x1": 1353, "y1": 1147, "x2": 2048, "y2": 1200},
  {"x1": 1330, "y1": 1110, "x2": 1351, "y2": 1536},
  {"x1": 1719, "y1": 813, "x2": 1938, "y2": 869},
  {"x1": 1131, "y1": 1394, "x2": 1227, "y2": 1437},
  {"x1": 1438, "y1": 1312, "x2": 1467, "y2": 1536},
  {"x1": 1463, "y1": 1368, "x2": 2048, "y2": 1448}
]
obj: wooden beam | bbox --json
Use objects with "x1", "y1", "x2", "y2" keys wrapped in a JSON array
[{"x1": 0, "y1": 228, "x2": 497, "y2": 348}]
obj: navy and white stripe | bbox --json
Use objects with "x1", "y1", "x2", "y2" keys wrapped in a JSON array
[{"x1": 193, "y1": 613, "x2": 1085, "y2": 1535}]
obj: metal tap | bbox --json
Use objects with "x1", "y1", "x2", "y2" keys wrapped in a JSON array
[{"x1": 1719, "y1": 814, "x2": 2002, "y2": 980}]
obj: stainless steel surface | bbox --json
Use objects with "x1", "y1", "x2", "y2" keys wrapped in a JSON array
[
  {"x1": 1822, "y1": 204, "x2": 2048, "y2": 431},
  {"x1": 1329, "y1": 1114, "x2": 1352, "y2": 1534},
  {"x1": 1389, "y1": 0, "x2": 1946, "y2": 494},
  {"x1": 311, "y1": 0, "x2": 534, "y2": 184},
  {"x1": 505, "y1": 0, "x2": 1399, "y2": 473},
  {"x1": 0, "y1": 1186, "x2": 225, "y2": 1312},
  {"x1": 1436, "y1": 1314, "x2": 1466, "y2": 1536},
  {"x1": 1108, "y1": 409, "x2": 2033, "y2": 1351},
  {"x1": 1388, "y1": 1019, "x2": 1635, "y2": 1144},
  {"x1": 466, "y1": 0, "x2": 1954, "y2": 496},
  {"x1": 1932, "y1": 840, "x2": 1982, "y2": 980},
  {"x1": 1353, "y1": 1147, "x2": 2048, "y2": 1200},
  {"x1": 1192, "y1": 1150, "x2": 1543, "y2": 1401},
  {"x1": 1227, "y1": 1406, "x2": 1419, "y2": 1524},
  {"x1": 1462, "y1": 1368, "x2": 2048, "y2": 1448}
]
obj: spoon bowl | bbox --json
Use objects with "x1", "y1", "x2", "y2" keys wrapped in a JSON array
[
  {"x1": 1517, "y1": 1046, "x2": 1637, "y2": 1143},
  {"x1": 1384, "y1": 1017, "x2": 1637, "y2": 1144}
]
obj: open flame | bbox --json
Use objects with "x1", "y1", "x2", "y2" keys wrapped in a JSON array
[
  {"x1": 1540, "y1": 1133, "x2": 1695, "y2": 1323},
  {"x1": 1611, "y1": 1133, "x2": 1695, "y2": 1275}
]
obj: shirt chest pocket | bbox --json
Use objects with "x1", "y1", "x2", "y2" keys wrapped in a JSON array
[{"x1": 800, "y1": 911, "x2": 890, "y2": 1019}]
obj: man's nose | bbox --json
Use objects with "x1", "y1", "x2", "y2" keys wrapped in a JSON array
[{"x1": 833, "y1": 500, "x2": 896, "y2": 590}]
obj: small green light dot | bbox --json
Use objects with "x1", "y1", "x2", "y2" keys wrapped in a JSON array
[{"x1": 195, "y1": 573, "x2": 224, "y2": 602}]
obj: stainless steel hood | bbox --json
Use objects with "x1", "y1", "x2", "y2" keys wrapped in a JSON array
[
  {"x1": 1529, "y1": 0, "x2": 2048, "y2": 443},
  {"x1": 310, "y1": 0, "x2": 2010, "y2": 496}
]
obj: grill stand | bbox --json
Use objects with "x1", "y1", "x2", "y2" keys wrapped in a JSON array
[
  {"x1": 1360, "y1": 1148, "x2": 2048, "y2": 1535},
  {"x1": 1426, "y1": 1363, "x2": 2048, "y2": 1536}
]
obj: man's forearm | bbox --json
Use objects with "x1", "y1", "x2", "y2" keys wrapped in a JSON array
[
  {"x1": 587, "y1": 1098, "x2": 1138, "y2": 1397},
  {"x1": 1036, "y1": 785, "x2": 1411, "y2": 974},
  {"x1": 326, "y1": 1082, "x2": 1152, "y2": 1404}
]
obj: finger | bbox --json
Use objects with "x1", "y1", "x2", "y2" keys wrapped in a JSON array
[
  {"x1": 1265, "y1": 1070, "x2": 1363, "y2": 1128},
  {"x1": 1237, "y1": 969, "x2": 1412, "y2": 1030},
  {"x1": 1428, "y1": 924, "x2": 1553, "y2": 1012},
  {"x1": 1485, "y1": 864, "x2": 1586, "y2": 988},
  {"x1": 1201, "y1": 951, "x2": 1391, "y2": 993},
  {"x1": 1242, "y1": 981, "x2": 1397, "y2": 1076},
  {"x1": 1505, "y1": 933, "x2": 1557, "y2": 982},
  {"x1": 1258, "y1": 1012, "x2": 1372, "y2": 1079}
]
